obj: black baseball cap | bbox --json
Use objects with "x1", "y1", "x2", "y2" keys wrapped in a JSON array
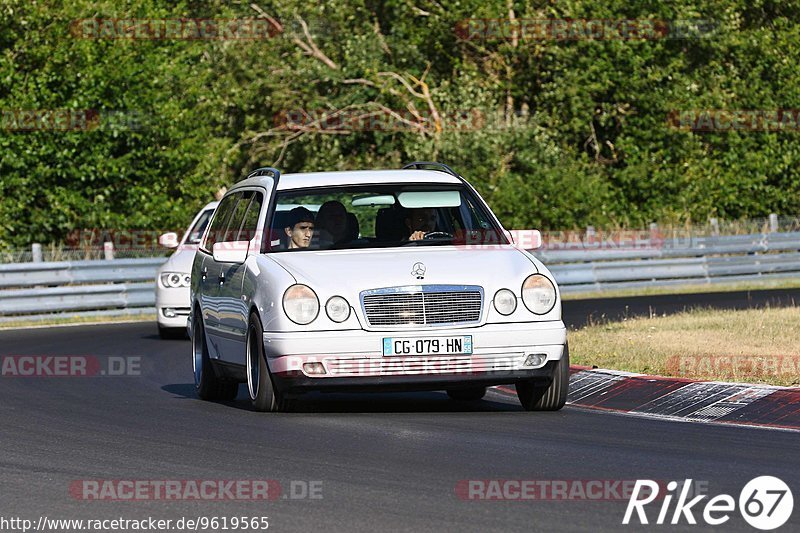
[{"x1": 285, "y1": 206, "x2": 315, "y2": 229}]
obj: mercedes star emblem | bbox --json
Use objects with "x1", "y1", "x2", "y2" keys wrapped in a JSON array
[{"x1": 411, "y1": 262, "x2": 426, "y2": 279}]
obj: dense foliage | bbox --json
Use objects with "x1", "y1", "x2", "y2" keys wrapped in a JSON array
[{"x1": 1, "y1": 0, "x2": 799, "y2": 247}]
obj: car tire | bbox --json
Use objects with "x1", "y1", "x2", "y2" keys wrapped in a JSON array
[
  {"x1": 247, "y1": 312, "x2": 288, "y2": 412},
  {"x1": 446, "y1": 387, "x2": 487, "y2": 401},
  {"x1": 192, "y1": 314, "x2": 238, "y2": 401},
  {"x1": 516, "y1": 342, "x2": 570, "y2": 411},
  {"x1": 159, "y1": 325, "x2": 187, "y2": 340}
]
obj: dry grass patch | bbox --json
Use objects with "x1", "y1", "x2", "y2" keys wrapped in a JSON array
[
  {"x1": 0, "y1": 313, "x2": 154, "y2": 330},
  {"x1": 569, "y1": 306, "x2": 800, "y2": 386}
]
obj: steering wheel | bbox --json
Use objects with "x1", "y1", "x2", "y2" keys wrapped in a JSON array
[{"x1": 423, "y1": 231, "x2": 454, "y2": 240}]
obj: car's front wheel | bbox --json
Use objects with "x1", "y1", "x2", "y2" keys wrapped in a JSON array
[
  {"x1": 516, "y1": 343, "x2": 570, "y2": 411},
  {"x1": 192, "y1": 314, "x2": 238, "y2": 401},
  {"x1": 247, "y1": 312, "x2": 288, "y2": 412},
  {"x1": 446, "y1": 387, "x2": 487, "y2": 401}
]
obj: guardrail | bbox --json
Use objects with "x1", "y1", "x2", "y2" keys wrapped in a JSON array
[
  {"x1": 0, "y1": 258, "x2": 166, "y2": 320},
  {"x1": 533, "y1": 231, "x2": 800, "y2": 292},
  {"x1": 0, "y1": 231, "x2": 798, "y2": 320}
]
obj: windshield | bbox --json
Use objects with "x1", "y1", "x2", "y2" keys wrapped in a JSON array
[
  {"x1": 265, "y1": 184, "x2": 508, "y2": 252},
  {"x1": 184, "y1": 208, "x2": 215, "y2": 245}
]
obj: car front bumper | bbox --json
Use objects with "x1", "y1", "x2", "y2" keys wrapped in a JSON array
[
  {"x1": 155, "y1": 285, "x2": 191, "y2": 329},
  {"x1": 264, "y1": 321, "x2": 567, "y2": 392}
]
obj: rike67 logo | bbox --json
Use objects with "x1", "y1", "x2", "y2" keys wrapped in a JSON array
[{"x1": 623, "y1": 476, "x2": 794, "y2": 530}]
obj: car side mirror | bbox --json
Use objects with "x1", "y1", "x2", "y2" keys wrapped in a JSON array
[
  {"x1": 212, "y1": 241, "x2": 249, "y2": 264},
  {"x1": 509, "y1": 229, "x2": 542, "y2": 250},
  {"x1": 158, "y1": 232, "x2": 179, "y2": 249}
]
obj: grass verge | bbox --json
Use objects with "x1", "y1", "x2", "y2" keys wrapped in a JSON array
[
  {"x1": 561, "y1": 277, "x2": 800, "y2": 300},
  {"x1": 0, "y1": 313, "x2": 155, "y2": 330},
  {"x1": 569, "y1": 306, "x2": 800, "y2": 387}
]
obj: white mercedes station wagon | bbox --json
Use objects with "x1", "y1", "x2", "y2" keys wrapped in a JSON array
[{"x1": 189, "y1": 163, "x2": 568, "y2": 412}]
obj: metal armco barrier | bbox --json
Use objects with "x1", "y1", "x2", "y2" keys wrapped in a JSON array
[
  {"x1": 0, "y1": 231, "x2": 799, "y2": 318},
  {"x1": 0, "y1": 258, "x2": 166, "y2": 318},
  {"x1": 533, "y1": 231, "x2": 800, "y2": 292}
]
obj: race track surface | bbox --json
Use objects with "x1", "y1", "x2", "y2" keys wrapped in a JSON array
[
  {"x1": 562, "y1": 287, "x2": 800, "y2": 328},
  {"x1": 2, "y1": 290, "x2": 799, "y2": 532}
]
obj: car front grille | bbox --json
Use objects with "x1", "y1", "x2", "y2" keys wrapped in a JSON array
[{"x1": 361, "y1": 285, "x2": 483, "y2": 327}]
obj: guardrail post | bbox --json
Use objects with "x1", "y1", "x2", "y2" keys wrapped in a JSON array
[
  {"x1": 103, "y1": 241, "x2": 115, "y2": 260},
  {"x1": 649, "y1": 222, "x2": 659, "y2": 242},
  {"x1": 585, "y1": 226, "x2": 595, "y2": 248},
  {"x1": 31, "y1": 243, "x2": 43, "y2": 263},
  {"x1": 769, "y1": 213, "x2": 778, "y2": 232},
  {"x1": 710, "y1": 218, "x2": 719, "y2": 236}
]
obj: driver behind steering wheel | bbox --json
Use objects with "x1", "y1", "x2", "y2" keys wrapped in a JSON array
[{"x1": 405, "y1": 208, "x2": 438, "y2": 241}]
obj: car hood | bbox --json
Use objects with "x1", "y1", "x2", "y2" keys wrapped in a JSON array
[
  {"x1": 158, "y1": 245, "x2": 199, "y2": 274},
  {"x1": 266, "y1": 245, "x2": 540, "y2": 295}
]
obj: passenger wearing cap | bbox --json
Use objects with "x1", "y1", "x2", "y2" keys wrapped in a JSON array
[{"x1": 284, "y1": 206, "x2": 315, "y2": 249}]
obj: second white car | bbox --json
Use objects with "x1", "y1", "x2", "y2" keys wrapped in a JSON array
[{"x1": 155, "y1": 201, "x2": 218, "y2": 339}]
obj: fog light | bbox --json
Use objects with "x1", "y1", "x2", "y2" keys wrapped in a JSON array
[
  {"x1": 493, "y1": 289, "x2": 517, "y2": 315},
  {"x1": 163, "y1": 308, "x2": 176, "y2": 318},
  {"x1": 523, "y1": 353, "x2": 547, "y2": 368},
  {"x1": 303, "y1": 362, "x2": 326, "y2": 375}
]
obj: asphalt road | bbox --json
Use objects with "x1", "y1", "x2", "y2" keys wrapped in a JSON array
[
  {"x1": 562, "y1": 287, "x2": 800, "y2": 328},
  {"x1": 1, "y1": 292, "x2": 798, "y2": 532}
]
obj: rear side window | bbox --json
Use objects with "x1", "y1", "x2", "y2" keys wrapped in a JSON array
[
  {"x1": 224, "y1": 192, "x2": 253, "y2": 242},
  {"x1": 237, "y1": 192, "x2": 264, "y2": 241},
  {"x1": 202, "y1": 193, "x2": 239, "y2": 251}
]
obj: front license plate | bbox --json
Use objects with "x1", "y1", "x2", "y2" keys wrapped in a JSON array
[{"x1": 382, "y1": 336, "x2": 473, "y2": 356}]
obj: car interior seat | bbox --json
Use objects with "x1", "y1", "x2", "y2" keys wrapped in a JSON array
[
  {"x1": 270, "y1": 211, "x2": 292, "y2": 249},
  {"x1": 346, "y1": 213, "x2": 359, "y2": 240},
  {"x1": 375, "y1": 207, "x2": 407, "y2": 242}
]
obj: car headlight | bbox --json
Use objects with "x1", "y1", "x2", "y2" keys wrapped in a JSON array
[
  {"x1": 493, "y1": 289, "x2": 517, "y2": 315},
  {"x1": 325, "y1": 296, "x2": 350, "y2": 323},
  {"x1": 521, "y1": 274, "x2": 557, "y2": 315},
  {"x1": 160, "y1": 272, "x2": 191, "y2": 288},
  {"x1": 282, "y1": 284, "x2": 320, "y2": 325}
]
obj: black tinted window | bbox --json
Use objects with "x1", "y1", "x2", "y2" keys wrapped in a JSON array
[
  {"x1": 237, "y1": 192, "x2": 263, "y2": 241},
  {"x1": 202, "y1": 193, "x2": 239, "y2": 251},
  {"x1": 224, "y1": 192, "x2": 253, "y2": 242}
]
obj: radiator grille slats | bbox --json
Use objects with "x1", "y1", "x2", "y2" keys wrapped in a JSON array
[{"x1": 361, "y1": 286, "x2": 483, "y2": 327}]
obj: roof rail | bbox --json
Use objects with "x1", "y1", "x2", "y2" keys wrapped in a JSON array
[
  {"x1": 401, "y1": 161, "x2": 459, "y2": 178},
  {"x1": 246, "y1": 167, "x2": 281, "y2": 180}
]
